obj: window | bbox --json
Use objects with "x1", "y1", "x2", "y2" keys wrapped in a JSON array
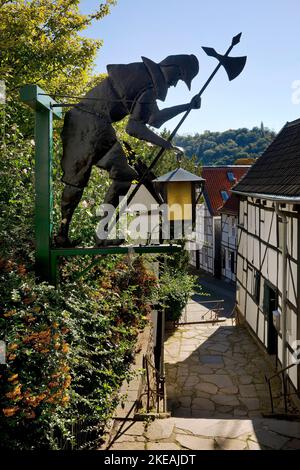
[
  {"x1": 230, "y1": 251, "x2": 235, "y2": 274},
  {"x1": 253, "y1": 270, "x2": 260, "y2": 305},
  {"x1": 221, "y1": 190, "x2": 229, "y2": 202},
  {"x1": 203, "y1": 247, "x2": 208, "y2": 266},
  {"x1": 278, "y1": 219, "x2": 284, "y2": 250},
  {"x1": 231, "y1": 219, "x2": 236, "y2": 237},
  {"x1": 222, "y1": 249, "x2": 226, "y2": 269},
  {"x1": 227, "y1": 172, "x2": 236, "y2": 183}
]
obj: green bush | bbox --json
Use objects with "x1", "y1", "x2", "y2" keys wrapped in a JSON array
[
  {"x1": 158, "y1": 270, "x2": 196, "y2": 322},
  {"x1": 0, "y1": 256, "x2": 157, "y2": 449}
]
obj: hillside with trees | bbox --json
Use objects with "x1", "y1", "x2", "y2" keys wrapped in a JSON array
[{"x1": 174, "y1": 124, "x2": 276, "y2": 166}]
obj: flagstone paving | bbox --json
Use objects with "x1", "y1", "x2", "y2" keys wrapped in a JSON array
[{"x1": 106, "y1": 319, "x2": 300, "y2": 450}]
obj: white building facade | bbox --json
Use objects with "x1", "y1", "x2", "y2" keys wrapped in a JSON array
[
  {"x1": 190, "y1": 166, "x2": 249, "y2": 278},
  {"x1": 233, "y1": 119, "x2": 300, "y2": 394}
]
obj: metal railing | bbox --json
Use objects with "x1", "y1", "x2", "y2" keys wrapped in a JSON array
[
  {"x1": 177, "y1": 299, "x2": 224, "y2": 325},
  {"x1": 265, "y1": 362, "x2": 297, "y2": 414},
  {"x1": 137, "y1": 354, "x2": 166, "y2": 414}
]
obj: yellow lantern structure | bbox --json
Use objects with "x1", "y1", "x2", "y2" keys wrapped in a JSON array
[{"x1": 153, "y1": 167, "x2": 205, "y2": 238}]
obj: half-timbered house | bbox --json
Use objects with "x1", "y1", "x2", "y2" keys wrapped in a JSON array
[
  {"x1": 219, "y1": 194, "x2": 239, "y2": 283},
  {"x1": 233, "y1": 118, "x2": 300, "y2": 393},
  {"x1": 189, "y1": 166, "x2": 249, "y2": 277}
]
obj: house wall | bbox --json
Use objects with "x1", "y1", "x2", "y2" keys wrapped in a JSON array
[
  {"x1": 189, "y1": 202, "x2": 215, "y2": 275},
  {"x1": 221, "y1": 213, "x2": 238, "y2": 283},
  {"x1": 236, "y1": 197, "x2": 300, "y2": 391}
]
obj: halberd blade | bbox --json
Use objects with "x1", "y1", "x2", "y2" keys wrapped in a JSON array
[
  {"x1": 224, "y1": 55, "x2": 247, "y2": 80},
  {"x1": 202, "y1": 46, "x2": 218, "y2": 58},
  {"x1": 232, "y1": 32, "x2": 242, "y2": 46}
]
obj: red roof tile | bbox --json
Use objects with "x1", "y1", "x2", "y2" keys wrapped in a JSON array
[
  {"x1": 202, "y1": 166, "x2": 250, "y2": 216},
  {"x1": 219, "y1": 194, "x2": 239, "y2": 215}
]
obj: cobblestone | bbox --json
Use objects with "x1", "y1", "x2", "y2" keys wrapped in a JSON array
[{"x1": 105, "y1": 314, "x2": 300, "y2": 450}]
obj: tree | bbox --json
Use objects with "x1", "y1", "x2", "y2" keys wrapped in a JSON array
[
  {"x1": 0, "y1": 0, "x2": 116, "y2": 255},
  {"x1": 174, "y1": 126, "x2": 276, "y2": 166}
]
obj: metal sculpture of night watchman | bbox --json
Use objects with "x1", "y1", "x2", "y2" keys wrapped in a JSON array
[{"x1": 55, "y1": 54, "x2": 201, "y2": 247}]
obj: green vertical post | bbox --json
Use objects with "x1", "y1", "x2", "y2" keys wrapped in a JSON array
[
  {"x1": 35, "y1": 108, "x2": 53, "y2": 279},
  {"x1": 20, "y1": 85, "x2": 62, "y2": 281}
]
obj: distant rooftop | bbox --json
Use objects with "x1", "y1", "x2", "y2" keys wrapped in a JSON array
[
  {"x1": 202, "y1": 166, "x2": 250, "y2": 216},
  {"x1": 219, "y1": 194, "x2": 240, "y2": 215}
]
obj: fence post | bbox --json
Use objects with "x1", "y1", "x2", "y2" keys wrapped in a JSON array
[{"x1": 20, "y1": 85, "x2": 62, "y2": 281}]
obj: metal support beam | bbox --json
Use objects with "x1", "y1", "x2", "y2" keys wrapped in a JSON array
[{"x1": 20, "y1": 85, "x2": 62, "y2": 281}]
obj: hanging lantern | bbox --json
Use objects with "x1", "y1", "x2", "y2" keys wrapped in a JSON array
[{"x1": 153, "y1": 167, "x2": 205, "y2": 238}]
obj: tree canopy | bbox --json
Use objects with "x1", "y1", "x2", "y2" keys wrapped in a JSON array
[{"x1": 174, "y1": 124, "x2": 276, "y2": 166}]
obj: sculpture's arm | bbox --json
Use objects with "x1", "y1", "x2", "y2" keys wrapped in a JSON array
[
  {"x1": 126, "y1": 119, "x2": 173, "y2": 150},
  {"x1": 126, "y1": 89, "x2": 173, "y2": 150},
  {"x1": 126, "y1": 89, "x2": 200, "y2": 149},
  {"x1": 148, "y1": 95, "x2": 201, "y2": 129}
]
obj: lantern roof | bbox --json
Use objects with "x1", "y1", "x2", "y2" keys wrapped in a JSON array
[{"x1": 153, "y1": 167, "x2": 205, "y2": 183}]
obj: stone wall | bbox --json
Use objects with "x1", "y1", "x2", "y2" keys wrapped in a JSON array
[{"x1": 100, "y1": 313, "x2": 158, "y2": 449}]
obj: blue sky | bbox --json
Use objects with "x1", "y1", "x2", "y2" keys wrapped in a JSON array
[{"x1": 79, "y1": 0, "x2": 300, "y2": 135}]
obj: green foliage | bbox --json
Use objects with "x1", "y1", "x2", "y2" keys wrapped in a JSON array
[
  {"x1": 0, "y1": 255, "x2": 158, "y2": 449},
  {"x1": 158, "y1": 270, "x2": 196, "y2": 322},
  {"x1": 174, "y1": 125, "x2": 276, "y2": 166},
  {"x1": 114, "y1": 121, "x2": 202, "y2": 178},
  {"x1": 155, "y1": 246, "x2": 197, "y2": 323}
]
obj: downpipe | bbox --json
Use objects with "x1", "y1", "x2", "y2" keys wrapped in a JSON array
[{"x1": 275, "y1": 203, "x2": 287, "y2": 375}]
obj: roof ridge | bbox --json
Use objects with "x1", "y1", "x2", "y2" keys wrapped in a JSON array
[{"x1": 286, "y1": 117, "x2": 300, "y2": 127}]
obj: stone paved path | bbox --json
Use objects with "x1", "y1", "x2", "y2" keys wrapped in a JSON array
[
  {"x1": 165, "y1": 320, "x2": 284, "y2": 419},
  {"x1": 106, "y1": 319, "x2": 300, "y2": 450}
]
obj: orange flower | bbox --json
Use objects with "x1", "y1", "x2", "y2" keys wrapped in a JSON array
[
  {"x1": 4, "y1": 310, "x2": 16, "y2": 318},
  {"x1": 48, "y1": 381, "x2": 59, "y2": 389},
  {"x1": 51, "y1": 372, "x2": 60, "y2": 379},
  {"x1": 3, "y1": 407, "x2": 19, "y2": 417},
  {"x1": 24, "y1": 409, "x2": 36, "y2": 420},
  {"x1": 7, "y1": 354, "x2": 16, "y2": 361},
  {"x1": 25, "y1": 315, "x2": 36, "y2": 323},
  {"x1": 6, "y1": 384, "x2": 22, "y2": 399},
  {"x1": 52, "y1": 322, "x2": 59, "y2": 329},
  {"x1": 8, "y1": 373, "x2": 18, "y2": 382},
  {"x1": 8, "y1": 343, "x2": 18, "y2": 351},
  {"x1": 64, "y1": 375, "x2": 72, "y2": 388},
  {"x1": 61, "y1": 343, "x2": 69, "y2": 354},
  {"x1": 17, "y1": 264, "x2": 27, "y2": 276},
  {"x1": 23, "y1": 297, "x2": 36, "y2": 305},
  {"x1": 24, "y1": 393, "x2": 45, "y2": 407}
]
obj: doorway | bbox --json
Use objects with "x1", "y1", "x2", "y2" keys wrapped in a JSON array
[{"x1": 263, "y1": 282, "x2": 278, "y2": 355}]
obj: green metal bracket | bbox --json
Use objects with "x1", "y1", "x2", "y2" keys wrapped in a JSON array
[
  {"x1": 20, "y1": 85, "x2": 183, "y2": 285},
  {"x1": 20, "y1": 85, "x2": 62, "y2": 282},
  {"x1": 50, "y1": 244, "x2": 182, "y2": 285}
]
